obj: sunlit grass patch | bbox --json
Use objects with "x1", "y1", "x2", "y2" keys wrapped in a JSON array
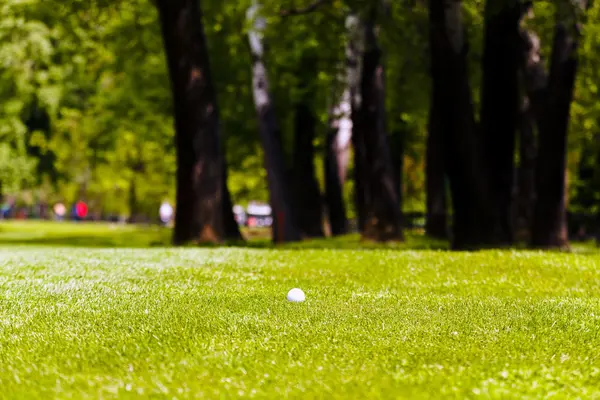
[{"x1": 0, "y1": 246, "x2": 599, "y2": 398}]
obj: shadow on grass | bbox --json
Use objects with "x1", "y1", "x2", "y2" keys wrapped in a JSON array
[
  {"x1": 0, "y1": 222, "x2": 449, "y2": 250},
  {"x1": 3, "y1": 221, "x2": 598, "y2": 253},
  {"x1": 217, "y1": 235, "x2": 449, "y2": 251},
  {"x1": 3, "y1": 231, "x2": 597, "y2": 254},
  {"x1": 0, "y1": 236, "x2": 170, "y2": 248},
  {"x1": 0, "y1": 236, "x2": 449, "y2": 250}
]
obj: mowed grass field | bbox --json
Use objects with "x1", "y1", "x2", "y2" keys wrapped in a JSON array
[{"x1": 0, "y1": 221, "x2": 599, "y2": 398}]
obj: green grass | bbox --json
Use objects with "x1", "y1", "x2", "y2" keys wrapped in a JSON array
[
  {"x1": 0, "y1": 220, "x2": 171, "y2": 248},
  {"x1": 0, "y1": 220, "x2": 448, "y2": 250},
  {"x1": 0, "y1": 222, "x2": 600, "y2": 398}
]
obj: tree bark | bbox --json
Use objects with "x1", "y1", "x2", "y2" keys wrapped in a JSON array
[
  {"x1": 358, "y1": 15, "x2": 403, "y2": 242},
  {"x1": 292, "y1": 55, "x2": 324, "y2": 238},
  {"x1": 324, "y1": 15, "x2": 360, "y2": 236},
  {"x1": 325, "y1": 88, "x2": 351, "y2": 236},
  {"x1": 514, "y1": 20, "x2": 546, "y2": 242},
  {"x1": 479, "y1": 0, "x2": 525, "y2": 245},
  {"x1": 531, "y1": 22, "x2": 580, "y2": 249},
  {"x1": 222, "y1": 161, "x2": 243, "y2": 240},
  {"x1": 429, "y1": 0, "x2": 493, "y2": 250},
  {"x1": 514, "y1": 94, "x2": 537, "y2": 242},
  {"x1": 292, "y1": 102, "x2": 323, "y2": 238},
  {"x1": 157, "y1": 0, "x2": 237, "y2": 245},
  {"x1": 343, "y1": 15, "x2": 368, "y2": 233},
  {"x1": 425, "y1": 100, "x2": 448, "y2": 239},
  {"x1": 389, "y1": 130, "x2": 404, "y2": 212},
  {"x1": 247, "y1": 5, "x2": 301, "y2": 243},
  {"x1": 352, "y1": 105, "x2": 369, "y2": 233}
]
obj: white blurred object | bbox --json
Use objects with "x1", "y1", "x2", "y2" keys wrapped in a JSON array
[
  {"x1": 286, "y1": 288, "x2": 306, "y2": 302},
  {"x1": 159, "y1": 201, "x2": 173, "y2": 224}
]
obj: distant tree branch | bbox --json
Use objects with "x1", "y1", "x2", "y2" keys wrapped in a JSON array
[{"x1": 279, "y1": 0, "x2": 331, "y2": 16}]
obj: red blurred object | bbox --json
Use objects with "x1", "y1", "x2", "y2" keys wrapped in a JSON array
[{"x1": 75, "y1": 201, "x2": 88, "y2": 219}]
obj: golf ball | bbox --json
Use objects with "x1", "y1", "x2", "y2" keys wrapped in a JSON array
[{"x1": 286, "y1": 288, "x2": 306, "y2": 302}]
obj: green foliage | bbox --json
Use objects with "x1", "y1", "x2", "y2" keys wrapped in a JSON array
[{"x1": 0, "y1": 0, "x2": 599, "y2": 215}]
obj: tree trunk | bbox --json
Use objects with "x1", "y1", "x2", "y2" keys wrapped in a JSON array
[
  {"x1": 292, "y1": 55, "x2": 324, "y2": 238},
  {"x1": 389, "y1": 130, "x2": 404, "y2": 212},
  {"x1": 514, "y1": 19, "x2": 546, "y2": 242},
  {"x1": 352, "y1": 104, "x2": 369, "y2": 233},
  {"x1": 429, "y1": 0, "x2": 494, "y2": 250},
  {"x1": 358, "y1": 15, "x2": 403, "y2": 242},
  {"x1": 324, "y1": 138, "x2": 349, "y2": 235},
  {"x1": 324, "y1": 16, "x2": 360, "y2": 236},
  {"x1": 325, "y1": 85, "x2": 352, "y2": 236},
  {"x1": 513, "y1": 95, "x2": 537, "y2": 242},
  {"x1": 344, "y1": 15, "x2": 368, "y2": 233},
  {"x1": 222, "y1": 161, "x2": 243, "y2": 240},
  {"x1": 157, "y1": 0, "x2": 237, "y2": 245},
  {"x1": 425, "y1": 100, "x2": 448, "y2": 239},
  {"x1": 531, "y1": 22, "x2": 580, "y2": 249},
  {"x1": 325, "y1": 89, "x2": 351, "y2": 236},
  {"x1": 247, "y1": 5, "x2": 301, "y2": 243},
  {"x1": 479, "y1": 0, "x2": 525, "y2": 245},
  {"x1": 292, "y1": 101, "x2": 323, "y2": 237}
]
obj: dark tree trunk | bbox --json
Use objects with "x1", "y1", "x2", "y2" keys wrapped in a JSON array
[
  {"x1": 325, "y1": 15, "x2": 360, "y2": 236},
  {"x1": 389, "y1": 130, "x2": 404, "y2": 212},
  {"x1": 157, "y1": 0, "x2": 237, "y2": 245},
  {"x1": 325, "y1": 91, "x2": 351, "y2": 236},
  {"x1": 358, "y1": 16, "x2": 403, "y2": 242},
  {"x1": 292, "y1": 55, "x2": 324, "y2": 238},
  {"x1": 222, "y1": 161, "x2": 243, "y2": 240},
  {"x1": 479, "y1": 0, "x2": 526, "y2": 245},
  {"x1": 514, "y1": 20, "x2": 547, "y2": 242},
  {"x1": 352, "y1": 102, "x2": 369, "y2": 233},
  {"x1": 247, "y1": 5, "x2": 301, "y2": 243},
  {"x1": 531, "y1": 22, "x2": 580, "y2": 249},
  {"x1": 429, "y1": 0, "x2": 494, "y2": 250},
  {"x1": 292, "y1": 102, "x2": 324, "y2": 237},
  {"x1": 514, "y1": 95, "x2": 537, "y2": 242},
  {"x1": 345, "y1": 15, "x2": 368, "y2": 233},
  {"x1": 425, "y1": 100, "x2": 448, "y2": 239}
]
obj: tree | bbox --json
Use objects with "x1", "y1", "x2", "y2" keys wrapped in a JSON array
[
  {"x1": 425, "y1": 101, "x2": 448, "y2": 239},
  {"x1": 157, "y1": 0, "x2": 241, "y2": 244},
  {"x1": 324, "y1": 14, "x2": 359, "y2": 237},
  {"x1": 514, "y1": 14, "x2": 545, "y2": 242},
  {"x1": 427, "y1": 0, "x2": 591, "y2": 250},
  {"x1": 354, "y1": 8, "x2": 403, "y2": 242},
  {"x1": 428, "y1": 0, "x2": 487, "y2": 250},
  {"x1": 531, "y1": 3, "x2": 589, "y2": 249},
  {"x1": 292, "y1": 53, "x2": 324, "y2": 238},
  {"x1": 479, "y1": 0, "x2": 525, "y2": 245},
  {"x1": 0, "y1": 0, "x2": 49, "y2": 199},
  {"x1": 247, "y1": 4, "x2": 301, "y2": 243},
  {"x1": 325, "y1": 90, "x2": 351, "y2": 236}
]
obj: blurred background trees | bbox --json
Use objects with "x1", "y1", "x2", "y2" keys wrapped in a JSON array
[{"x1": 1, "y1": 0, "x2": 599, "y2": 249}]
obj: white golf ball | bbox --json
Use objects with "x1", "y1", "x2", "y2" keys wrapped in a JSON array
[{"x1": 286, "y1": 288, "x2": 306, "y2": 302}]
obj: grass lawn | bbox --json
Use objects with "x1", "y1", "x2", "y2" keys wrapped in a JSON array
[{"x1": 0, "y1": 221, "x2": 599, "y2": 398}]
